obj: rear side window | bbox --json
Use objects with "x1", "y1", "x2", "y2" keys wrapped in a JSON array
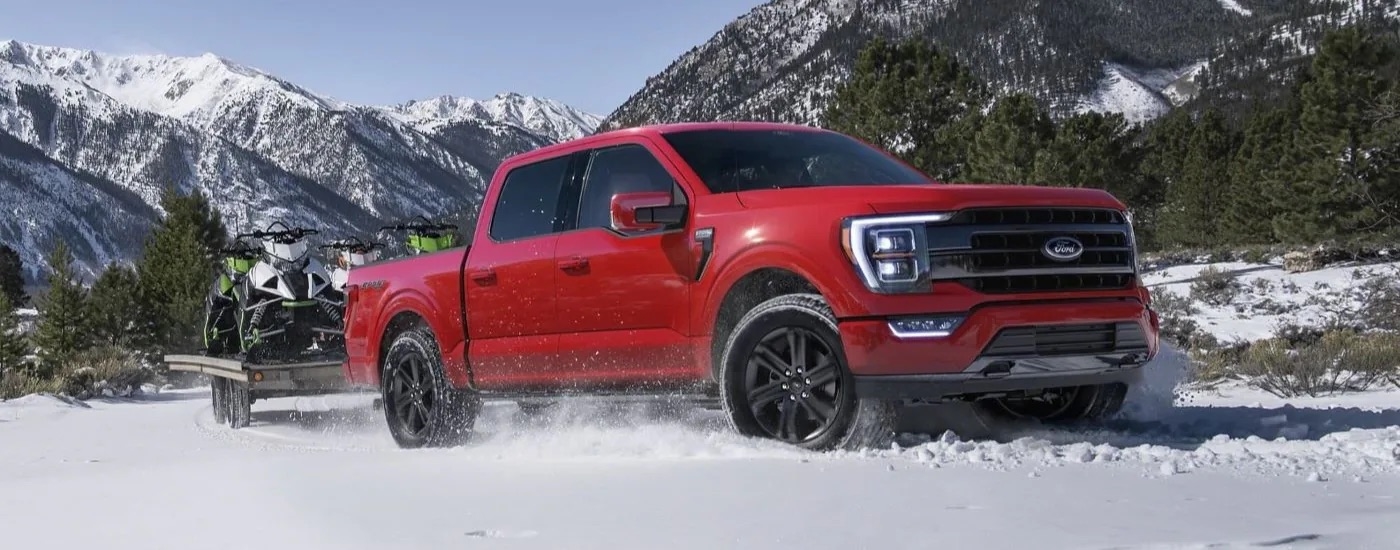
[{"x1": 489, "y1": 155, "x2": 571, "y2": 242}]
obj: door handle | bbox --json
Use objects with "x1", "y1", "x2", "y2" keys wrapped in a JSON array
[
  {"x1": 557, "y1": 256, "x2": 589, "y2": 272},
  {"x1": 468, "y1": 268, "x2": 496, "y2": 283}
]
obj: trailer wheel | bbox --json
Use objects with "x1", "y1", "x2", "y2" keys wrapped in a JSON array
[
  {"x1": 227, "y1": 381, "x2": 251, "y2": 429},
  {"x1": 210, "y1": 377, "x2": 229, "y2": 425},
  {"x1": 381, "y1": 324, "x2": 481, "y2": 449},
  {"x1": 719, "y1": 293, "x2": 896, "y2": 451}
]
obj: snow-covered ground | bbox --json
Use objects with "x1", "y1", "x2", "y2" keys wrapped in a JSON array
[
  {"x1": 2, "y1": 260, "x2": 1398, "y2": 549},
  {"x1": 1143, "y1": 259, "x2": 1400, "y2": 343}
]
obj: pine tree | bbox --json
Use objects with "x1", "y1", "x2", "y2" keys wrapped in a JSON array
[
  {"x1": 1157, "y1": 109, "x2": 1240, "y2": 248},
  {"x1": 0, "y1": 244, "x2": 24, "y2": 308},
  {"x1": 965, "y1": 93, "x2": 1055, "y2": 183},
  {"x1": 1225, "y1": 104, "x2": 1298, "y2": 243},
  {"x1": 1031, "y1": 111, "x2": 1144, "y2": 202},
  {"x1": 1135, "y1": 109, "x2": 1199, "y2": 248},
  {"x1": 1275, "y1": 25, "x2": 1399, "y2": 243},
  {"x1": 0, "y1": 291, "x2": 28, "y2": 376},
  {"x1": 822, "y1": 37, "x2": 988, "y2": 181},
  {"x1": 89, "y1": 263, "x2": 142, "y2": 348},
  {"x1": 135, "y1": 185, "x2": 228, "y2": 355},
  {"x1": 31, "y1": 240, "x2": 91, "y2": 378}
]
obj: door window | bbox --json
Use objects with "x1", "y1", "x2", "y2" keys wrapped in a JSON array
[{"x1": 575, "y1": 144, "x2": 686, "y2": 232}]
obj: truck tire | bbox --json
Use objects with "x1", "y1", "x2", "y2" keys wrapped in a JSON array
[
  {"x1": 227, "y1": 381, "x2": 251, "y2": 429},
  {"x1": 211, "y1": 377, "x2": 228, "y2": 425},
  {"x1": 719, "y1": 293, "x2": 896, "y2": 451},
  {"x1": 381, "y1": 325, "x2": 482, "y2": 449},
  {"x1": 972, "y1": 379, "x2": 1131, "y2": 426}
]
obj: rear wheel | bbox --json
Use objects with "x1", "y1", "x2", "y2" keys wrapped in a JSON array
[
  {"x1": 719, "y1": 294, "x2": 896, "y2": 451},
  {"x1": 210, "y1": 377, "x2": 228, "y2": 425},
  {"x1": 227, "y1": 380, "x2": 251, "y2": 429},
  {"x1": 381, "y1": 325, "x2": 482, "y2": 448}
]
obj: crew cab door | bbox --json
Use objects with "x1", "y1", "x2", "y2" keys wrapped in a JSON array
[
  {"x1": 464, "y1": 153, "x2": 573, "y2": 389},
  {"x1": 552, "y1": 140, "x2": 697, "y2": 387}
]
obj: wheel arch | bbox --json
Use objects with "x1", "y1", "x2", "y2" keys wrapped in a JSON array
[
  {"x1": 368, "y1": 290, "x2": 448, "y2": 386},
  {"x1": 706, "y1": 266, "x2": 822, "y2": 378}
]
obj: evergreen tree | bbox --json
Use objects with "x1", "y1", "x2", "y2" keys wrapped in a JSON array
[
  {"x1": 1157, "y1": 109, "x2": 1240, "y2": 248},
  {"x1": 0, "y1": 244, "x2": 24, "y2": 308},
  {"x1": 822, "y1": 37, "x2": 988, "y2": 181},
  {"x1": 966, "y1": 93, "x2": 1055, "y2": 183},
  {"x1": 135, "y1": 185, "x2": 228, "y2": 355},
  {"x1": 1031, "y1": 111, "x2": 1144, "y2": 202},
  {"x1": 1225, "y1": 104, "x2": 1299, "y2": 243},
  {"x1": 31, "y1": 240, "x2": 91, "y2": 377},
  {"x1": 89, "y1": 263, "x2": 142, "y2": 348},
  {"x1": 1275, "y1": 25, "x2": 1399, "y2": 242},
  {"x1": 1135, "y1": 109, "x2": 1199, "y2": 248},
  {"x1": 0, "y1": 291, "x2": 27, "y2": 376}
]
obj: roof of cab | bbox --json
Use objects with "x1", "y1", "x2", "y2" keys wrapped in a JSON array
[{"x1": 496, "y1": 121, "x2": 826, "y2": 169}]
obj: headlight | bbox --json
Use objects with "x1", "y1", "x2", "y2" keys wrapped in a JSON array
[
  {"x1": 1123, "y1": 209, "x2": 1139, "y2": 273},
  {"x1": 841, "y1": 213, "x2": 952, "y2": 293},
  {"x1": 274, "y1": 257, "x2": 309, "y2": 272}
]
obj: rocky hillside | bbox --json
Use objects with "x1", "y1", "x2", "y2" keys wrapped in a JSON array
[
  {"x1": 601, "y1": 0, "x2": 1400, "y2": 130},
  {"x1": 0, "y1": 40, "x2": 602, "y2": 281}
]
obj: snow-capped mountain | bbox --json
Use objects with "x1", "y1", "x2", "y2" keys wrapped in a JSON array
[
  {"x1": 601, "y1": 0, "x2": 1400, "y2": 130},
  {"x1": 389, "y1": 93, "x2": 604, "y2": 142},
  {"x1": 0, "y1": 40, "x2": 602, "y2": 281}
]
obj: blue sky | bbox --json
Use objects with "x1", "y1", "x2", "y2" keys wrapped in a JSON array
[{"x1": 0, "y1": 0, "x2": 764, "y2": 116}]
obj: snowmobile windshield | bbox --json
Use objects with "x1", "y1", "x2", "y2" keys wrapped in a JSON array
[
  {"x1": 264, "y1": 239, "x2": 309, "y2": 264},
  {"x1": 660, "y1": 128, "x2": 934, "y2": 193}
]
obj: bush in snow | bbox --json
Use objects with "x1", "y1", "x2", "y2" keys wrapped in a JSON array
[
  {"x1": 1150, "y1": 288, "x2": 1219, "y2": 352},
  {"x1": 1230, "y1": 329, "x2": 1400, "y2": 397},
  {"x1": 1188, "y1": 266, "x2": 1242, "y2": 307}
]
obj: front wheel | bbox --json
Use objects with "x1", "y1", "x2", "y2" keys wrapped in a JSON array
[
  {"x1": 719, "y1": 294, "x2": 896, "y2": 451},
  {"x1": 381, "y1": 325, "x2": 482, "y2": 448}
]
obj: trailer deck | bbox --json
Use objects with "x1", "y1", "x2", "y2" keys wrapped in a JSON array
[{"x1": 164, "y1": 354, "x2": 357, "y2": 428}]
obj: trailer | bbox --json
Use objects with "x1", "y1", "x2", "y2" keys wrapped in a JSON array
[{"x1": 164, "y1": 354, "x2": 356, "y2": 428}]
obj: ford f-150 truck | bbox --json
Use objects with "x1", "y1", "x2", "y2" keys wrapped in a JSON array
[{"x1": 342, "y1": 121, "x2": 1160, "y2": 450}]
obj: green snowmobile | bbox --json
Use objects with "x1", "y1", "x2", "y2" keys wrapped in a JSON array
[{"x1": 380, "y1": 216, "x2": 460, "y2": 255}]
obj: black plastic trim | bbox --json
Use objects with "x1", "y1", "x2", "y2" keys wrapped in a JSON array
[{"x1": 853, "y1": 360, "x2": 1145, "y2": 402}]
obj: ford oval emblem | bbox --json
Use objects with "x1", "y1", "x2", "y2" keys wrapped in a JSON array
[{"x1": 1042, "y1": 236, "x2": 1084, "y2": 262}]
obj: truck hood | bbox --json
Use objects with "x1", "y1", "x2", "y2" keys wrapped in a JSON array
[{"x1": 734, "y1": 184, "x2": 1126, "y2": 214}]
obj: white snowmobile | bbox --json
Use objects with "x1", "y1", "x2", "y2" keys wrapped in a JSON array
[
  {"x1": 320, "y1": 237, "x2": 385, "y2": 292},
  {"x1": 223, "y1": 221, "x2": 342, "y2": 362}
]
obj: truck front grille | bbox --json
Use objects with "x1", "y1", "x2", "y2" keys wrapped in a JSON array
[
  {"x1": 925, "y1": 207, "x2": 1136, "y2": 294},
  {"x1": 981, "y1": 322, "x2": 1148, "y2": 357}
]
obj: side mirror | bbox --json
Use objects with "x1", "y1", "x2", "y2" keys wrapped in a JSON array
[{"x1": 610, "y1": 191, "x2": 686, "y2": 232}]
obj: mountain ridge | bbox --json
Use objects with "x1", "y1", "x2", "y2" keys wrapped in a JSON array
[
  {"x1": 0, "y1": 39, "x2": 602, "y2": 282},
  {"x1": 600, "y1": 0, "x2": 1400, "y2": 130}
]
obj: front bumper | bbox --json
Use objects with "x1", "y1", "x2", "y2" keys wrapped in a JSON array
[{"x1": 838, "y1": 298, "x2": 1158, "y2": 400}]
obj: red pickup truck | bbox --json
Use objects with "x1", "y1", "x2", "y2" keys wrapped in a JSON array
[{"x1": 342, "y1": 121, "x2": 1159, "y2": 450}]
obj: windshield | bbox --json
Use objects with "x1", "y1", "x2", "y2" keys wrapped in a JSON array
[{"x1": 660, "y1": 128, "x2": 934, "y2": 193}]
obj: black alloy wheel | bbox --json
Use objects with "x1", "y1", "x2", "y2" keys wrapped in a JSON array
[{"x1": 742, "y1": 326, "x2": 844, "y2": 444}]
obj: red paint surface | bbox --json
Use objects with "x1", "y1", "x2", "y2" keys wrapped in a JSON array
[{"x1": 344, "y1": 121, "x2": 1160, "y2": 393}]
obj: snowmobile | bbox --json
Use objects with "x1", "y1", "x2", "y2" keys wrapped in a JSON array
[
  {"x1": 218, "y1": 222, "x2": 343, "y2": 362},
  {"x1": 204, "y1": 238, "x2": 260, "y2": 357},
  {"x1": 319, "y1": 236, "x2": 385, "y2": 292},
  {"x1": 380, "y1": 216, "x2": 460, "y2": 256}
]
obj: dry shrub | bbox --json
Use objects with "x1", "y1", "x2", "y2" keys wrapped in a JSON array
[
  {"x1": 1189, "y1": 265, "x2": 1243, "y2": 307},
  {"x1": 1232, "y1": 330, "x2": 1400, "y2": 397}
]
